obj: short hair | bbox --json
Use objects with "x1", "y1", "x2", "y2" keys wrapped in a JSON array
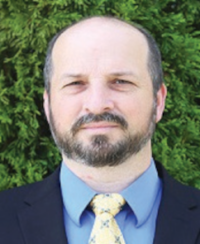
[{"x1": 43, "y1": 16, "x2": 163, "y2": 95}]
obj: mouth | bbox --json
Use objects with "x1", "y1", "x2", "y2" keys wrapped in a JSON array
[{"x1": 80, "y1": 122, "x2": 119, "y2": 132}]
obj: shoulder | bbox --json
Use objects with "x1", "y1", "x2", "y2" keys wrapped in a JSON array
[
  {"x1": 156, "y1": 161, "x2": 200, "y2": 206},
  {"x1": 154, "y1": 162, "x2": 200, "y2": 243},
  {"x1": 0, "y1": 167, "x2": 62, "y2": 243},
  {"x1": 0, "y1": 167, "x2": 61, "y2": 213},
  {"x1": 0, "y1": 181, "x2": 39, "y2": 212}
]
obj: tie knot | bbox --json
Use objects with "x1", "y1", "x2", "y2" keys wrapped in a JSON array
[{"x1": 90, "y1": 193, "x2": 126, "y2": 217}]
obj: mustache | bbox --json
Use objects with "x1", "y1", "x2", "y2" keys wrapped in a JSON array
[{"x1": 71, "y1": 112, "x2": 128, "y2": 135}]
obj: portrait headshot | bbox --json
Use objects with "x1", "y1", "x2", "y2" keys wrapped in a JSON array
[{"x1": 0, "y1": 1, "x2": 200, "y2": 244}]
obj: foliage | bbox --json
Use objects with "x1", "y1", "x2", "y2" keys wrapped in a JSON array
[{"x1": 0, "y1": 0, "x2": 200, "y2": 191}]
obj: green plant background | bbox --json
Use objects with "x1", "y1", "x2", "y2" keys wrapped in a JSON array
[{"x1": 0, "y1": 0, "x2": 200, "y2": 191}]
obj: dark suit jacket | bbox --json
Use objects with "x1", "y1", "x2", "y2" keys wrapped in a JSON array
[{"x1": 0, "y1": 162, "x2": 200, "y2": 244}]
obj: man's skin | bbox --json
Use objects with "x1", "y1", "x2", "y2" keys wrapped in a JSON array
[{"x1": 43, "y1": 17, "x2": 167, "y2": 193}]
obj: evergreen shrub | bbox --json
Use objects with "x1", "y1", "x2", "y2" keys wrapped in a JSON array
[{"x1": 0, "y1": 0, "x2": 200, "y2": 190}]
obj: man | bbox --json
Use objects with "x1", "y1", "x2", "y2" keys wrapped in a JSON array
[{"x1": 0, "y1": 16, "x2": 200, "y2": 244}]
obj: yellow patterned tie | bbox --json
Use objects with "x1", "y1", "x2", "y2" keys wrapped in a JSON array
[{"x1": 89, "y1": 193, "x2": 126, "y2": 244}]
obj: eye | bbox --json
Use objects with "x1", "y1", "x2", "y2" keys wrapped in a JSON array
[
  {"x1": 62, "y1": 80, "x2": 85, "y2": 89},
  {"x1": 113, "y1": 79, "x2": 133, "y2": 86},
  {"x1": 61, "y1": 80, "x2": 87, "y2": 94},
  {"x1": 66, "y1": 81, "x2": 83, "y2": 86},
  {"x1": 114, "y1": 79, "x2": 130, "y2": 84},
  {"x1": 110, "y1": 78, "x2": 135, "y2": 92}
]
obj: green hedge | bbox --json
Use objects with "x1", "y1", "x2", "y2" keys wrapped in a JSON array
[{"x1": 0, "y1": 0, "x2": 200, "y2": 191}]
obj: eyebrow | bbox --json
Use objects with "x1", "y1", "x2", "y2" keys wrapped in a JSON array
[
  {"x1": 60, "y1": 71, "x2": 138, "y2": 80},
  {"x1": 108, "y1": 71, "x2": 138, "y2": 77},
  {"x1": 60, "y1": 73, "x2": 83, "y2": 79}
]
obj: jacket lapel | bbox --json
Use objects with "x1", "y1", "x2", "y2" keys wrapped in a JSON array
[
  {"x1": 154, "y1": 163, "x2": 200, "y2": 244},
  {"x1": 18, "y1": 168, "x2": 68, "y2": 244},
  {"x1": 17, "y1": 162, "x2": 200, "y2": 244}
]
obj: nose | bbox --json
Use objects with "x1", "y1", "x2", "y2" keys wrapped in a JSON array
[{"x1": 83, "y1": 82, "x2": 114, "y2": 114}]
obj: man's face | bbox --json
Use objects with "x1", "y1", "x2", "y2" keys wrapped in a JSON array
[{"x1": 44, "y1": 20, "x2": 166, "y2": 167}]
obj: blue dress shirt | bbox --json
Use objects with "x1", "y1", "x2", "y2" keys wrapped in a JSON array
[{"x1": 60, "y1": 159, "x2": 162, "y2": 244}]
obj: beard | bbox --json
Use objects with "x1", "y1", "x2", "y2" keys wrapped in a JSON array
[{"x1": 48, "y1": 101, "x2": 157, "y2": 168}]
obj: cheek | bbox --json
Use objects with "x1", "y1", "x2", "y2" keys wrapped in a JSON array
[
  {"x1": 50, "y1": 95, "x2": 83, "y2": 129},
  {"x1": 119, "y1": 96, "x2": 153, "y2": 126},
  {"x1": 116, "y1": 96, "x2": 140, "y2": 116}
]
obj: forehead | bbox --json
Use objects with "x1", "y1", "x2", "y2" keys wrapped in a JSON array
[{"x1": 51, "y1": 18, "x2": 149, "y2": 75}]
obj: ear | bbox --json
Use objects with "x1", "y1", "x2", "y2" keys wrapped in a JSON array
[
  {"x1": 156, "y1": 83, "x2": 167, "y2": 123},
  {"x1": 43, "y1": 90, "x2": 50, "y2": 123}
]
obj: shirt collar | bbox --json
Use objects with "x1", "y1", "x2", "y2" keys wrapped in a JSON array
[
  {"x1": 60, "y1": 158, "x2": 161, "y2": 227},
  {"x1": 60, "y1": 162, "x2": 96, "y2": 226},
  {"x1": 121, "y1": 158, "x2": 162, "y2": 227}
]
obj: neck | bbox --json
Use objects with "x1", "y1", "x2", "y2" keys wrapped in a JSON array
[{"x1": 62, "y1": 144, "x2": 152, "y2": 193}]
